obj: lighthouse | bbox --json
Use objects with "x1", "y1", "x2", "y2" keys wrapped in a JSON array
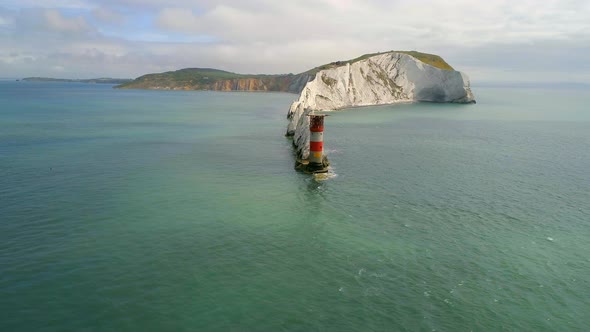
[{"x1": 306, "y1": 114, "x2": 329, "y2": 173}]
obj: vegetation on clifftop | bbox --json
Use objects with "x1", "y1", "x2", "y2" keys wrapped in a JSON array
[
  {"x1": 306, "y1": 50, "x2": 454, "y2": 74},
  {"x1": 398, "y1": 51, "x2": 454, "y2": 70}
]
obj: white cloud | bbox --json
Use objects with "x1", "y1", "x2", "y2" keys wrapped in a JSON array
[
  {"x1": 92, "y1": 7, "x2": 125, "y2": 24},
  {"x1": 156, "y1": 7, "x2": 200, "y2": 32},
  {"x1": 0, "y1": 0, "x2": 589, "y2": 82},
  {"x1": 0, "y1": 14, "x2": 14, "y2": 26},
  {"x1": 13, "y1": 8, "x2": 94, "y2": 35},
  {"x1": 1, "y1": 0, "x2": 93, "y2": 10},
  {"x1": 44, "y1": 9, "x2": 90, "y2": 32},
  {"x1": 154, "y1": 0, "x2": 590, "y2": 46}
]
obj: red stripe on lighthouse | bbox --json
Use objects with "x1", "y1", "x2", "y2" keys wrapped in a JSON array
[{"x1": 310, "y1": 141, "x2": 323, "y2": 152}]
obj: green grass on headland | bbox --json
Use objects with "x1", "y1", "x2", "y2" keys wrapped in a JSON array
[
  {"x1": 397, "y1": 51, "x2": 454, "y2": 70},
  {"x1": 306, "y1": 50, "x2": 454, "y2": 74}
]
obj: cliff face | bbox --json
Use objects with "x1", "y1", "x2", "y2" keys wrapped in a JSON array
[
  {"x1": 212, "y1": 78, "x2": 269, "y2": 91},
  {"x1": 286, "y1": 52, "x2": 475, "y2": 160},
  {"x1": 210, "y1": 75, "x2": 314, "y2": 93}
]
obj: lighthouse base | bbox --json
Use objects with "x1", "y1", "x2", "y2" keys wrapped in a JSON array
[{"x1": 295, "y1": 156, "x2": 330, "y2": 174}]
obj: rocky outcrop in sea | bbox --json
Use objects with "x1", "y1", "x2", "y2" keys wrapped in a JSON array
[{"x1": 286, "y1": 52, "x2": 475, "y2": 161}]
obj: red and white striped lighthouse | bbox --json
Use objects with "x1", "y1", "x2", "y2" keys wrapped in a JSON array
[
  {"x1": 307, "y1": 114, "x2": 329, "y2": 173},
  {"x1": 309, "y1": 114, "x2": 325, "y2": 165}
]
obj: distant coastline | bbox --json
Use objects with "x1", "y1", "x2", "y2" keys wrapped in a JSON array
[{"x1": 21, "y1": 77, "x2": 132, "y2": 84}]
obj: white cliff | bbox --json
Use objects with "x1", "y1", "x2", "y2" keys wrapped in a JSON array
[{"x1": 286, "y1": 51, "x2": 475, "y2": 160}]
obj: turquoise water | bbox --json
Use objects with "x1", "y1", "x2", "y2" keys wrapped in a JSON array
[{"x1": 1, "y1": 81, "x2": 589, "y2": 331}]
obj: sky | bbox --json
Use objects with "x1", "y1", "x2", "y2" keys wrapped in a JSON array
[{"x1": 1, "y1": 0, "x2": 589, "y2": 83}]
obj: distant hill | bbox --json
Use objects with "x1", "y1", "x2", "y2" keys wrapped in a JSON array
[
  {"x1": 22, "y1": 77, "x2": 132, "y2": 84},
  {"x1": 115, "y1": 68, "x2": 314, "y2": 93},
  {"x1": 116, "y1": 51, "x2": 453, "y2": 93}
]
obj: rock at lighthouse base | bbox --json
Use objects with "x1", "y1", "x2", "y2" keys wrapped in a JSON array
[{"x1": 295, "y1": 155, "x2": 330, "y2": 174}]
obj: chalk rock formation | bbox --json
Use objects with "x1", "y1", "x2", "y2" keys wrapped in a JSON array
[{"x1": 286, "y1": 52, "x2": 475, "y2": 160}]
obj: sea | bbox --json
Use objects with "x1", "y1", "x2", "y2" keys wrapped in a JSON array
[{"x1": 1, "y1": 80, "x2": 589, "y2": 331}]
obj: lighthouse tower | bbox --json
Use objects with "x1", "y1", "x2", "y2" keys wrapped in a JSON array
[{"x1": 306, "y1": 114, "x2": 329, "y2": 173}]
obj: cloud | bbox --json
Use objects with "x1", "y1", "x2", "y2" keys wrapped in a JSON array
[
  {"x1": 152, "y1": 0, "x2": 590, "y2": 46},
  {"x1": 1, "y1": 0, "x2": 93, "y2": 10},
  {"x1": 14, "y1": 8, "x2": 94, "y2": 35},
  {"x1": 0, "y1": 18, "x2": 13, "y2": 28},
  {"x1": 44, "y1": 9, "x2": 91, "y2": 32},
  {"x1": 156, "y1": 7, "x2": 200, "y2": 32},
  {"x1": 92, "y1": 7, "x2": 125, "y2": 24},
  {"x1": 0, "y1": 0, "x2": 589, "y2": 83}
]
